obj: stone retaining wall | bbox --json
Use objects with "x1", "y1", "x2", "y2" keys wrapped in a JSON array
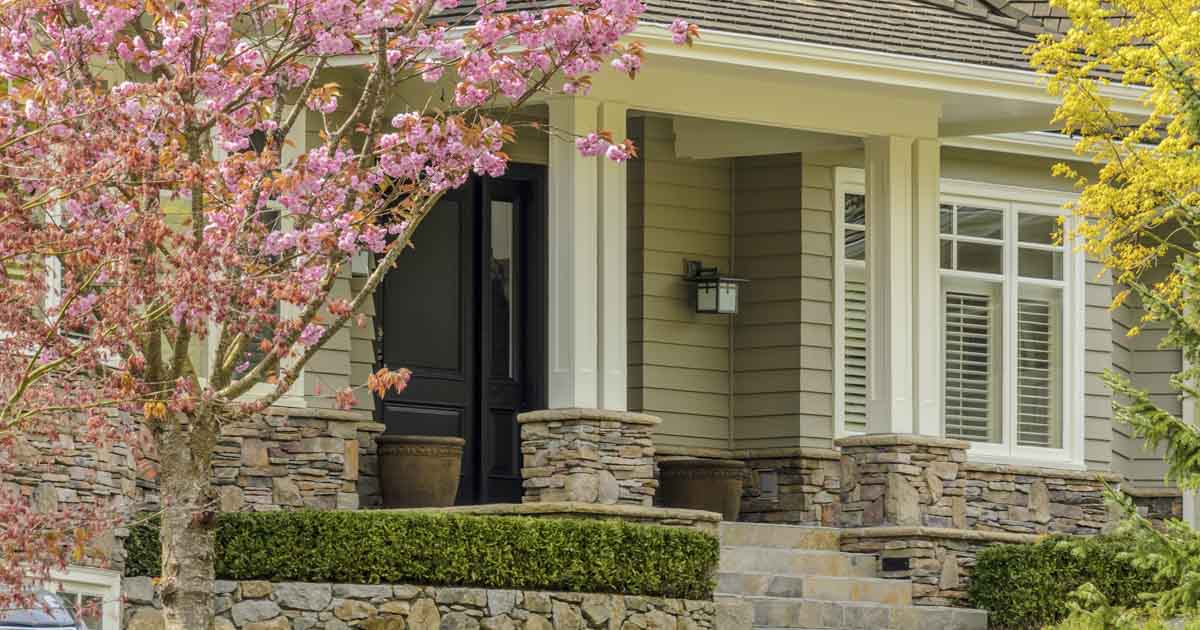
[
  {"x1": 122, "y1": 579, "x2": 747, "y2": 630},
  {"x1": 519, "y1": 409, "x2": 659, "y2": 506},
  {"x1": 840, "y1": 527, "x2": 1038, "y2": 607}
]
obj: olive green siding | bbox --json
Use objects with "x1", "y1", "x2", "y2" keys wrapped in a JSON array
[
  {"x1": 627, "y1": 117, "x2": 733, "y2": 451},
  {"x1": 731, "y1": 155, "x2": 835, "y2": 450}
]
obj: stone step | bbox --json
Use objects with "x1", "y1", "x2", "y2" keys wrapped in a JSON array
[
  {"x1": 720, "y1": 522, "x2": 842, "y2": 551},
  {"x1": 719, "y1": 547, "x2": 878, "y2": 578},
  {"x1": 720, "y1": 574, "x2": 911, "y2": 606},
  {"x1": 742, "y1": 596, "x2": 987, "y2": 630}
]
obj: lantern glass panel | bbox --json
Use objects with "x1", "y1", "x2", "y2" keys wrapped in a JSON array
[
  {"x1": 718, "y1": 280, "x2": 739, "y2": 314},
  {"x1": 696, "y1": 281, "x2": 719, "y2": 313}
]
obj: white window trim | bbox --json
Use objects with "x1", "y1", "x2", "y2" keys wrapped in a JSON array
[
  {"x1": 42, "y1": 566, "x2": 122, "y2": 630},
  {"x1": 833, "y1": 167, "x2": 1086, "y2": 469}
]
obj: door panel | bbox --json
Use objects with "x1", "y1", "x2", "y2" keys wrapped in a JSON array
[{"x1": 377, "y1": 167, "x2": 545, "y2": 506}]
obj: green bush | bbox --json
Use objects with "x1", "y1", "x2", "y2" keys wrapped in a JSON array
[
  {"x1": 969, "y1": 536, "x2": 1168, "y2": 630},
  {"x1": 125, "y1": 511, "x2": 719, "y2": 599}
]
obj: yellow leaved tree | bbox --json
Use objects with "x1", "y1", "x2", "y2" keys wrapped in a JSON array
[{"x1": 1031, "y1": 0, "x2": 1200, "y2": 627}]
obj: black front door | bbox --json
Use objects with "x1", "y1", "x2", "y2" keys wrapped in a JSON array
[{"x1": 376, "y1": 166, "x2": 546, "y2": 504}]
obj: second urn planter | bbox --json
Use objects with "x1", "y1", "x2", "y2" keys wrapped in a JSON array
[
  {"x1": 377, "y1": 435, "x2": 465, "y2": 508},
  {"x1": 657, "y1": 458, "x2": 747, "y2": 521}
]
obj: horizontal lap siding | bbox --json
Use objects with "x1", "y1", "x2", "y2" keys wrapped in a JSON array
[
  {"x1": 732, "y1": 155, "x2": 834, "y2": 450},
  {"x1": 627, "y1": 117, "x2": 732, "y2": 450},
  {"x1": 1084, "y1": 261, "x2": 1113, "y2": 470},
  {"x1": 1111, "y1": 265, "x2": 1176, "y2": 487}
]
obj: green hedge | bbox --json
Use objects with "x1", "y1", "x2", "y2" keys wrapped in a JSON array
[
  {"x1": 124, "y1": 511, "x2": 719, "y2": 599},
  {"x1": 969, "y1": 536, "x2": 1168, "y2": 630}
]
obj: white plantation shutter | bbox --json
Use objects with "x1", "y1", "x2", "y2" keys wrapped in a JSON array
[
  {"x1": 1016, "y1": 294, "x2": 1061, "y2": 448},
  {"x1": 943, "y1": 288, "x2": 999, "y2": 442},
  {"x1": 843, "y1": 267, "x2": 868, "y2": 433}
]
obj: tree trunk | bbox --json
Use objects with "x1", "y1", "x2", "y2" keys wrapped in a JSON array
[{"x1": 157, "y1": 411, "x2": 219, "y2": 630}]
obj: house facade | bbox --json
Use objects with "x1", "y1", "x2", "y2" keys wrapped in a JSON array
[
  {"x1": 347, "y1": 0, "x2": 1187, "y2": 518},
  {"x1": 18, "y1": 1, "x2": 1195, "y2": 627}
]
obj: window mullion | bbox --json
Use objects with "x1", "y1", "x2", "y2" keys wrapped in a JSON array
[{"x1": 1003, "y1": 202, "x2": 1018, "y2": 455}]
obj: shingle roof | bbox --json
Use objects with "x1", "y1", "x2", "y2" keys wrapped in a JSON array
[
  {"x1": 444, "y1": 1, "x2": 1059, "y2": 73},
  {"x1": 635, "y1": 0, "x2": 1046, "y2": 72}
]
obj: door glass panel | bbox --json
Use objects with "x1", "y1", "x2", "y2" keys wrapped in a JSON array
[{"x1": 490, "y1": 200, "x2": 515, "y2": 378}]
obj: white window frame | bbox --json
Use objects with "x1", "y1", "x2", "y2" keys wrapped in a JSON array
[
  {"x1": 833, "y1": 168, "x2": 866, "y2": 438},
  {"x1": 41, "y1": 566, "x2": 122, "y2": 630},
  {"x1": 833, "y1": 167, "x2": 1086, "y2": 469}
]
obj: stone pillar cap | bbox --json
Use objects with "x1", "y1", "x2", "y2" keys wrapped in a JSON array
[
  {"x1": 835, "y1": 433, "x2": 970, "y2": 450},
  {"x1": 517, "y1": 408, "x2": 661, "y2": 426}
]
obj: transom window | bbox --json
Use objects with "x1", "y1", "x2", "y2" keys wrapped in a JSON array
[{"x1": 834, "y1": 168, "x2": 1082, "y2": 466}]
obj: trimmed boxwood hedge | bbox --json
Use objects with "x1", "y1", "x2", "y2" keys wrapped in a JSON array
[
  {"x1": 124, "y1": 510, "x2": 719, "y2": 600},
  {"x1": 968, "y1": 536, "x2": 1168, "y2": 630}
]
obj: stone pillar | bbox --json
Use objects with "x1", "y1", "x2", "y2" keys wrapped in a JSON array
[
  {"x1": 837, "y1": 434, "x2": 968, "y2": 528},
  {"x1": 518, "y1": 408, "x2": 659, "y2": 506}
]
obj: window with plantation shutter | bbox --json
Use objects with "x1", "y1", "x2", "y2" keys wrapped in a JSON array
[
  {"x1": 834, "y1": 170, "x2": 1079, "y2": 464},
  {"x1": 943, "y1": 289, "x2": 999, "y2": 442},
  {"x1": 1016, "y1": 292, "x2": 1062, "y2": 448},
  {"x1": 843, "y1": 268, "x2": 868, "y2": 434}
]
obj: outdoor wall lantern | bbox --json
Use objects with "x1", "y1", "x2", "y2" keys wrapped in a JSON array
[{"x1": 684, "y1": 260, "x2": 747, "y2": 315}]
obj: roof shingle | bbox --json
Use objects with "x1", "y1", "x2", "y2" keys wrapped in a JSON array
[{"x1": 443, "y1": 1, "x2": 1053, "y2": 73}]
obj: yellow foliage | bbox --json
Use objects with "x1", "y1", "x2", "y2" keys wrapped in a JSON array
[{"x1": 1030, "y1": 0, "x2": 1200, "y2": 314}]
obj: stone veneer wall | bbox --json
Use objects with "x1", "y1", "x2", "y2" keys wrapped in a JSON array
[
  {"x1": 737, "y1": 449, "x2": 842, "y2": 526},
  {"x1": 4, "y1": 408, "x2": 383, "y2": 572},
  {"x1": 1127, "y1": 487, "x2": 1185, "y2": 528},
  {"x1": 214, "y1": 409, "x2": 384, "y2": 513},
  {"x1": 519, "y1": 409, "x2": 659, "y2": 506},
  {"x1": 122, "y1": 579, "x2": 746, "y2": 630},
  {"x1": 840, "y1": 527, "x2": 1037, "y2": 607},
  {"x1": 2, "y1": 411, "x2": 142, "y2": 570}
]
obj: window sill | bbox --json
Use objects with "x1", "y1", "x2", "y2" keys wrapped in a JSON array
[{"x1": 966, "y1": 448, "x2": 1086, "y2": 472}]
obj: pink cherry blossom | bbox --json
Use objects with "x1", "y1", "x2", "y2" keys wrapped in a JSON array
[{"x1": 0, "y1": 0, "x2": 694, "y2": 625}]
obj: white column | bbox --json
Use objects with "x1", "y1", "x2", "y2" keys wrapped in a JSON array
[
  {"x1": 864, "y1": 136, "x2": 916, "y2": 434},
  {"x1": 547, "y1": 97, "x2": 600, "y2": 409},
  {"x1": 911, "y1": 138, "x2": 943, "y2": 436},
  {"x1": 597, "y1": 102, "x2": 629, "y2": 411}
]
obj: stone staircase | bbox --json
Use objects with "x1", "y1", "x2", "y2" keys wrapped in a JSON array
[{"x1": 715, "y1": 523, "x2": 988, "y2": 630}]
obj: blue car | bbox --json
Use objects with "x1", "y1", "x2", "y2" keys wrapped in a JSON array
[{"x1": 0, "y1": 592, "x2": 88, "y2": 630}]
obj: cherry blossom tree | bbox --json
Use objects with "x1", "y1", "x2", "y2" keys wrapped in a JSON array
[{"x1": 0, "y1": 1, "x2": 695, "y2": 627}]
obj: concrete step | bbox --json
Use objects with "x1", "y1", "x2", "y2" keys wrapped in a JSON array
[
  {"x1": 718, "y1": 547, "x2": 878, "y2": 578},
  {"x1": 742, "y1": 596, "x2": 987, "y2": 630},
  {"x1": 719, "y1": 574, "x2": 911, "y2": 606},
  {"x1": 720, "y1": 522, "x2": 842, "y2": 551}
]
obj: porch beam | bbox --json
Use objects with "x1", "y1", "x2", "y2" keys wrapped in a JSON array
[
  {"x1": 863, "y1": 136, "x2": 916, "y2": 434},
  {"x1": 547, "y1": 96, "x2": 601, "y2": 409},
  {"x1": 597, "y1": 102, "x2": 629, "y2": 411}
]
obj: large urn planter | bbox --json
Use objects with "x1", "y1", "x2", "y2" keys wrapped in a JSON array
[
  {"x1": 658, "y1": 458, "x2": 747, "y2": 521},
  {"x1": 377, "y1": 435, "x2": 465, "y2": 508}
]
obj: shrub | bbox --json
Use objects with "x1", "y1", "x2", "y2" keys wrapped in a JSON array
[
  {"x1": 125, "y1": 511, "x2": 719, "y2": 599},
  {"x1": 969, "y1": 536, "x2": 1168, "y2": 630}
]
